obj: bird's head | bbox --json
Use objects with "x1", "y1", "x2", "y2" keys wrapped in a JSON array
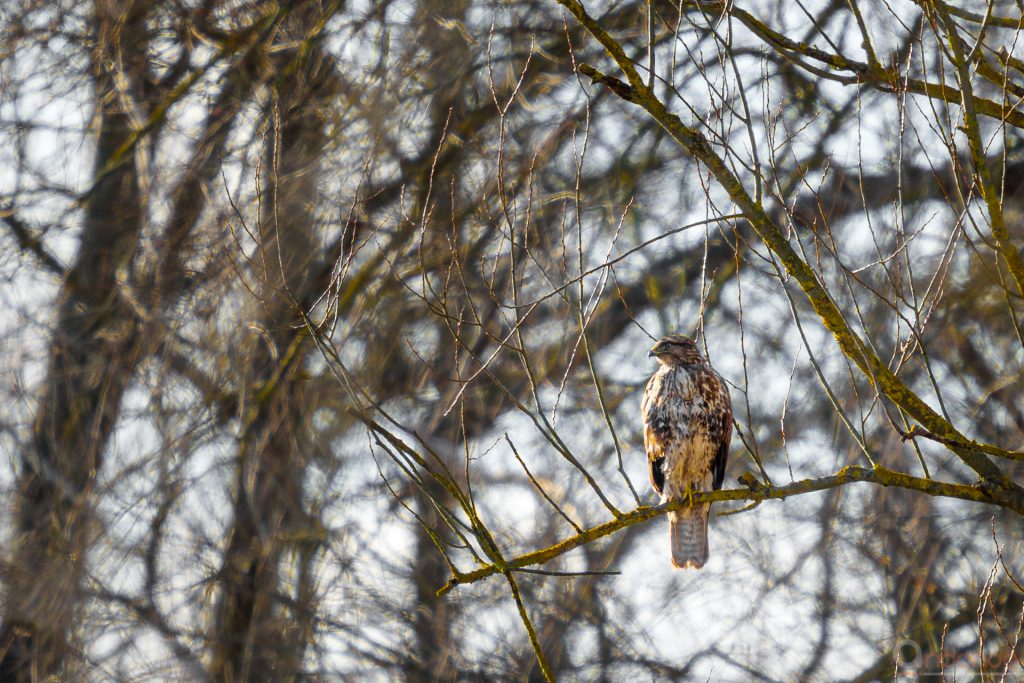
[{"x1": 648, "y1": 335, "x2": 703, "y2": 366}]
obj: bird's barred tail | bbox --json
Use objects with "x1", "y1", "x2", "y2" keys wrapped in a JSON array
[{"x1": 669, "y1": 505, "x2": 709, "y2": 569}]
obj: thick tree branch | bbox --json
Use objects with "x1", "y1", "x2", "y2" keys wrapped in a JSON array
[
  {"x1": 928, "y1": 0, "x2": 1024, "y2": 299},
  {"x1": 438, "y1": 463, "x2": 1022, "y2": 596},
  {"x1": 724, "y1": 4, "x2": 1024, "y2": 129}
]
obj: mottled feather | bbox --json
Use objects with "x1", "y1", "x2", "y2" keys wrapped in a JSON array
[{"x1": 641, "y1": 335, "x2": 732, "y2": 569}]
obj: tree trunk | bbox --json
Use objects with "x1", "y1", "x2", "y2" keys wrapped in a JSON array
[
  {"x1": 209, "y1": 8, "x2": 338, "y2": 678},
  {"x1": 0, "y1": 2, "x2": 151, "y2": 678}
]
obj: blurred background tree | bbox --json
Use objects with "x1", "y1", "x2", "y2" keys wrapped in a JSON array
[{"x1": 0, "y1": 0, "x2": 1021, "y2": 680}]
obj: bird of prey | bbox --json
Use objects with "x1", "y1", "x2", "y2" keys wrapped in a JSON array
[{"x1": 641, "y1": 335, "x2": 732, "y2": 569}]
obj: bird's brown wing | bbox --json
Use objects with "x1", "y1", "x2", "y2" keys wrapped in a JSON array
[
  {"x1": 711, "y1": 429, "x2": 730, "y2": 491},
  {"x1": 644, "y1": 421, "x2": 666, "y2": 496},
  {"x1": 641, "y1": 374, "x2": 667, "y2": 496},
  {"x1": 709, "y1": 372, "x2": 733, "y2": 491}
]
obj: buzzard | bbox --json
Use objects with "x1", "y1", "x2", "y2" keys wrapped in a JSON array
[{"x1": 641, "y1": 335, "x2": 732, "y2": 569}]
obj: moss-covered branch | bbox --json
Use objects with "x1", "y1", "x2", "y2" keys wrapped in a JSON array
[
  {"x1": 653, "y1": 2, "x2": 1024, "y2": 128},
  {"x1": 929, "y1": 0, "x2": 1024, "y2": 298},
  {"x1": 438, "y1": 464, "x2": 1023, "y2": 596}
]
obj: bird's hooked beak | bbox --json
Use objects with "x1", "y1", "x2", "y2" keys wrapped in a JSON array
[{"x1": 648, "y1": 348, "x2": 657, "y2": 358}]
